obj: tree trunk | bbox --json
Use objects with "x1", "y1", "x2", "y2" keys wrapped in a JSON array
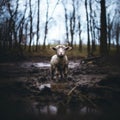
[
  {"x1": 100, "y1": 0, "x2": 108, "y2": 56},
  {"x1": 36, "y1": 0, "x2": 40, "y2": 51},
  {"x1": 24, "y1": 23, "x2": 28, "y2": 50},
  {"x1": 89, "y1": 0, "x2": 96, "y2": 54},
  {"x1": 28, "y1": 0, "x2": 33, "y2": 52},
  {"x1": 70, "y1": 0, "x2": 76, "y2": 47},
  {"x1": 85, "y1": 0, "x2": 90, "y2": 56},
  {"x1": 116, "y1": 24, "x2": 120, "y2": 53},
  {"x1": 78, "y1": 17, "x2": 82, "y2": 52},
  {"x1": 63, "y1": 3, "x2": 69, "y2": 42},
  {"x1": 43, "y1": 0, "x2": 49, "y2": 49},
  {"x1": 70, "y1": 16, "x2": 73, "y2": 47}
]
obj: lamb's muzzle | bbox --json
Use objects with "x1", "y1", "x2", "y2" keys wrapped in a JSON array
[{"x1": 50, "y1": 45, "x2": 72, "y2": 80}]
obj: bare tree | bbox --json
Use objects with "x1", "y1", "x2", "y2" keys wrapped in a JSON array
[
  {"x1": 92, "y1": 11, "x2": 97, "y2": 52},
  {"x1": 89, "y1": 0, "x2": 96, "y2": 54},
  {"x1": 85, "y1": 0, "x2": 90, "y2": 56},
  {"x1": 78, "y1": 16, "x2": 82, "y2": 51},
  {"x1": 36, "y1": 0, "x2": 40, "y2": 51},
  {"x1": 62, "y1": 1, "x2": 69, "y2": 43},
  {"x1": 43, "y1": 0, "x2": 49, "y2": 49},
  {"x1": 6, "y1": 0, "x2": 19, "y2": 49},
  {"x1": 28, "y1": 0, "x2": 33, "y2": 52},
  {"x1": 115, "y1": 23, "x2": 120, "y2": 53},
  {"x1": 100, "y1": 0, "x2": 108, "y2": 56},
  {"x1": 43, "y1": 0, "x2": 60, "y2": 48},
  {"x1": 24, "y1": 22, "x2": 28, "y2": 50},
  {"x1": 69, "y1": 0, "x2": 76, "y2": 47},
  {"x1": 109, "y1": 1, "x2": 120, "y2": 54},
  {"x1": 107, "y1": 13, "x2": 114, "y2": 53}
]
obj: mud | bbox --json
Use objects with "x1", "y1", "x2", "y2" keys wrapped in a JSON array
[{"x1": 0, "y1": 57, "x2": 120, "y2": 120}]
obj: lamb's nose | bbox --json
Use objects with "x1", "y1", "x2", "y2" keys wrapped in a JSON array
[{"x1": 60, "y1": 52, "x2": 62, "y2": 54}]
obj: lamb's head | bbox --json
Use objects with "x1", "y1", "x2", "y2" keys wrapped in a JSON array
[{"x1": 52, "y1": 45, "x2": 72, "y2": 58}]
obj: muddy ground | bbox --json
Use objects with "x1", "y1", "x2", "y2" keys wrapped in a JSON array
[{"x1": 0, "y1": 56, "x2": 120, "y2": 120}]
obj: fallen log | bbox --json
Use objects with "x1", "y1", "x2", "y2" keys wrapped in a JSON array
[{"x1": 81, "y1": 56, "x2": 102, "y2": 64}]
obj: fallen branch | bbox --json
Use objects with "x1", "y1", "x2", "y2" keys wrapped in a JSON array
[
  {"x1": 81, "y1": 56, "x2": 102, "y2": 64},
  {"x1": 67, "y1": 84, "x2": 79, "y2": 96},
  {"x1": 67, "y1": 84, "x2": 96, "y2": 108},
  {"x1": 78, "y1": 92, "x2": 96, "y2": 108}
]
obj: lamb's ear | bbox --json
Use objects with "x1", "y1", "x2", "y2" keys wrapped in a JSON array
[
  {"x1": 51, "y1": 47, "x2": 57, "y2": 51},
  {"x1": 65, "y1": 46, "x2": 72, "y2": 51}
]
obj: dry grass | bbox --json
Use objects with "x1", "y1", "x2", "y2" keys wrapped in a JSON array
[
  {"x1": 25, "y1": 45, "x2": 117, "y2": 59},
  {"x1": 26, "y1": 45, "x2": 99, "y2": 59}
]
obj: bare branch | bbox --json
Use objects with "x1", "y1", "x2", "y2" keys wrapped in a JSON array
[{"x1": 48, "y1": 0, "x2": 60, "y2": 22}]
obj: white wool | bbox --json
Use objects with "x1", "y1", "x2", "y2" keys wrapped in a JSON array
[
  {"x1": 50, "y1": 55, "x2": 68, "y2": 66},
  {"x1": 50, "y1": 45, "x2": 71, "y2": 79}
]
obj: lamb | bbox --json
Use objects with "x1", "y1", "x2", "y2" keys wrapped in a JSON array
[{"x1": 50, "y1": 45, "x2": 72, "y2": 80}]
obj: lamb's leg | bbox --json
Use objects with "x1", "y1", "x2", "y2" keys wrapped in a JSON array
[
  {"x1": 64, "y1": 65, "x2": 68, "y2": 79},
  {"x1": 60, "y1": 70, "x2": 63, "y2": 80},
  {"x1": 55, "y1": 70, "x2": 59, "y2": 81},
  {"x1": 51, "y1": 67, "x2": 55, "y2": 80},
  {"x1": 51, "y1": 70, "x2": 54, "y2": 80}
]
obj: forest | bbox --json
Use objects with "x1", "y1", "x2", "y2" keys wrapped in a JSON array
[
  {"x1": 0, "y1": 0, "x2": 120, "y2": 120},
  {"x1": 0, "y1": 0, "x2": 120, "y2": 58}
]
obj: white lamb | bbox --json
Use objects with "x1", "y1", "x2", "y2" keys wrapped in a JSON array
[{"x1": 50, "y1": 45, "x2": 72, "y2": 80}]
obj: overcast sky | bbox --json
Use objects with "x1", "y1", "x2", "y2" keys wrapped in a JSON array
[
  {"x1": 18, "y1": 0, "x2": 118, "y2": 45},
  {"x1": 18, "y1": 0, "x2": 88, "y2": 44}
]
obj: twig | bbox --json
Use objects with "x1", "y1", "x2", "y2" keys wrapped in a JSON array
[
  {"x1": 67, "y1": 84, "x2": 96, "y2": 108},
  {"x1": 67, "y1": 84, "x2": 79, "y2": 96},
  {"x1": 78, "y1": 92, "x2": 96, "y2": 108}
]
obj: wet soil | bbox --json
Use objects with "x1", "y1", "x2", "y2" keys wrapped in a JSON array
[{"x1": 0, "y1": 56, "x2": 120, "y2": 120}]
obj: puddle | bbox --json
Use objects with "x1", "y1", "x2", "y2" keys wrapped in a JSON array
[
  {"x1": 69, "y1": 61, "x2": 80, "y2": 68},
  {"x1": 32, "y1": 103, "x2": 99, "y2": 115},
  {"x1": 39, "y1": 105, "x2": 58, "y2": 115},
  {"x1": 20, "y1": 61, "x2": 80, "y2": 69}
]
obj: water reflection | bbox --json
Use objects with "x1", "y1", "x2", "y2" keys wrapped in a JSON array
[
  {"x1": 80, "y1": 106, "x2": 97, "y2": 114},
  {"x1": 32, "y1": 102, "x2": 99, "y2": 116},
  {"x1": 39, "y1": 105, "x2": 57, "y2": 115},
  {"x1": 20, "y1": 61, "x2": 79, "y2": 69},
  {"x1": 0, "y1": 94, "x2": 120, "y2": 120}
]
